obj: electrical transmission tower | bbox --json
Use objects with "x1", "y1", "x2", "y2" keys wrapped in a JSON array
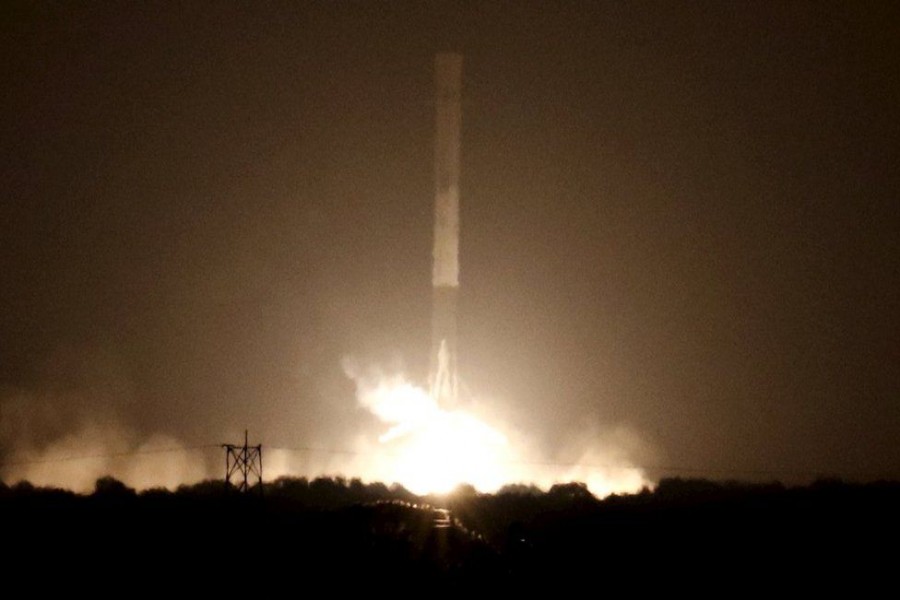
[{"x1": 222, "y1": 430, "x2": 263, "y2": 494}]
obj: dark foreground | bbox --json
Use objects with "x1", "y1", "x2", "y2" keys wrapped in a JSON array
[{"x1": 3, "y1": 477, "x2": 897, "y2": 592}]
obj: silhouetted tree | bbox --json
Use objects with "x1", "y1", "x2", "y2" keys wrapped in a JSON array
[{"x1": 93, "y1": 476, "x2": 135, "y2": 497}]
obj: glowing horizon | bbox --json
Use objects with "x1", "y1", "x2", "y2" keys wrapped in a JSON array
[{"x1": 342, "y1": 363, "x2": 650, "y2": 497}]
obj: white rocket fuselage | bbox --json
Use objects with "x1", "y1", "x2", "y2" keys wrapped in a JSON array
[{"x1": 430, "y1": 53, "x2": 462, "y2": 406}]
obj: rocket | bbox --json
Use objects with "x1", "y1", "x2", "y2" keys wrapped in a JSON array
[{"x1": 430, "y1": 53, "x2": 462, "y2": 406}]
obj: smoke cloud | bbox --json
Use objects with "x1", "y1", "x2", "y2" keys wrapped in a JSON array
[
  {"x1": 0, "y1": 347, "x2": 211, "y2": 491},
  {"x1": 0, "y1": 344, "x2": 651, "y2": 497},
  {"x1": 1, "y1": 419, "x2": 209, "y2": 492},
  {"x1": 339, "y1": 357, "x2": 652, "y2": 497}
]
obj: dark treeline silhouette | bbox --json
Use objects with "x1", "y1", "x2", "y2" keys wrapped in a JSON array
[{"x1": 2, "y1": 476, "x2": 896, "y2": 591}]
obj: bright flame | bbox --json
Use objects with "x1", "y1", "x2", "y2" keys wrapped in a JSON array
[
  {"x1": 344, "y1": 363, "x2": 651, "y2": 497},
  {"x1": 353, "y1": 373, "x2": 511, "y2": 495}
]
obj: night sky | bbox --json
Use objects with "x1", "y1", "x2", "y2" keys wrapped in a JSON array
[{"x1": 2, "y1": 1, "x2": 898, "y2": 482}]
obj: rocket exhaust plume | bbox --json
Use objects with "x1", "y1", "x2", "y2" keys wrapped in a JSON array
[
  {"x1": 430, "y1": 53, "x2": 462, "y2": 407},
  {"x1": 335, "y1": 54, "x2": 651, "y2": 498}
]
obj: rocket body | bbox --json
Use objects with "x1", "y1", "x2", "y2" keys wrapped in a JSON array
[
  {"x1": 430, "y1": 53, "x2": 462, "y2": 406},
  {"x1": 432, "y1": 53, "x2": 461, "y2": 289}
]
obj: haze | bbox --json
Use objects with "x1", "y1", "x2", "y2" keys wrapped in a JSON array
[{"x1": 1, "y1": 1, "x2": 897, "y2": 487}]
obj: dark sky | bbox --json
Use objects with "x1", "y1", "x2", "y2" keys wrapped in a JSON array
[{"x1": 2, "y1": 1, "x2": 898, "y2": 481}]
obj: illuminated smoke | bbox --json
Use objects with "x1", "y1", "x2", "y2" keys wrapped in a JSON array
[
  {"x1": 343, "y1": 358, "x2": 651, "y2": 497},
  {"x1": 1, "y1": 422, "x2": 210, "y2": 492},
  {"x1": 0, "y1": 388, "x2": 210, "y2": 492},
  {"x1": 547, "y1": 426, "x2": 653, "y2": 496},
  {"x1": 0, "y1": 358, "x2": 651, "y2": 498},
  {"x1": 343, "y1": 359, "x2": 511, "y2": 494}
]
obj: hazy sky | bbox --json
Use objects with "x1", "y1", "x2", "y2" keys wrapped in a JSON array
[{"x1": 2, "y1": 1, "x2": 898, "y2": 482}]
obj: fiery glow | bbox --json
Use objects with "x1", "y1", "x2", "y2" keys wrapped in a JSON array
[
  {"x1": 345, "y1": 363, "x2": 651, "y2": 497},
  {"x1": 353, "y1": 373, "x2": 511, "y2": 495}
]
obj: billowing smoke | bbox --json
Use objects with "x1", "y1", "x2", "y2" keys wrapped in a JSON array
[
  {"x1": 0, "y1": 348, "x2": 211, "y2": 491},
  {"x1": 340, "y1": 357, "x2": 651, "y2": 497},
  {"x1": 1, "y1": 419, "x2": 209, "y2": 492},
  {"x1": 0, "y1": 346, "x2": 651, "y2": 498},
  {"x1": 539, "y1": 425, "x2": 653, "y2": 497},
  {"x1": 341, "y1": 357, "x2": 512, "y2": 494}
]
